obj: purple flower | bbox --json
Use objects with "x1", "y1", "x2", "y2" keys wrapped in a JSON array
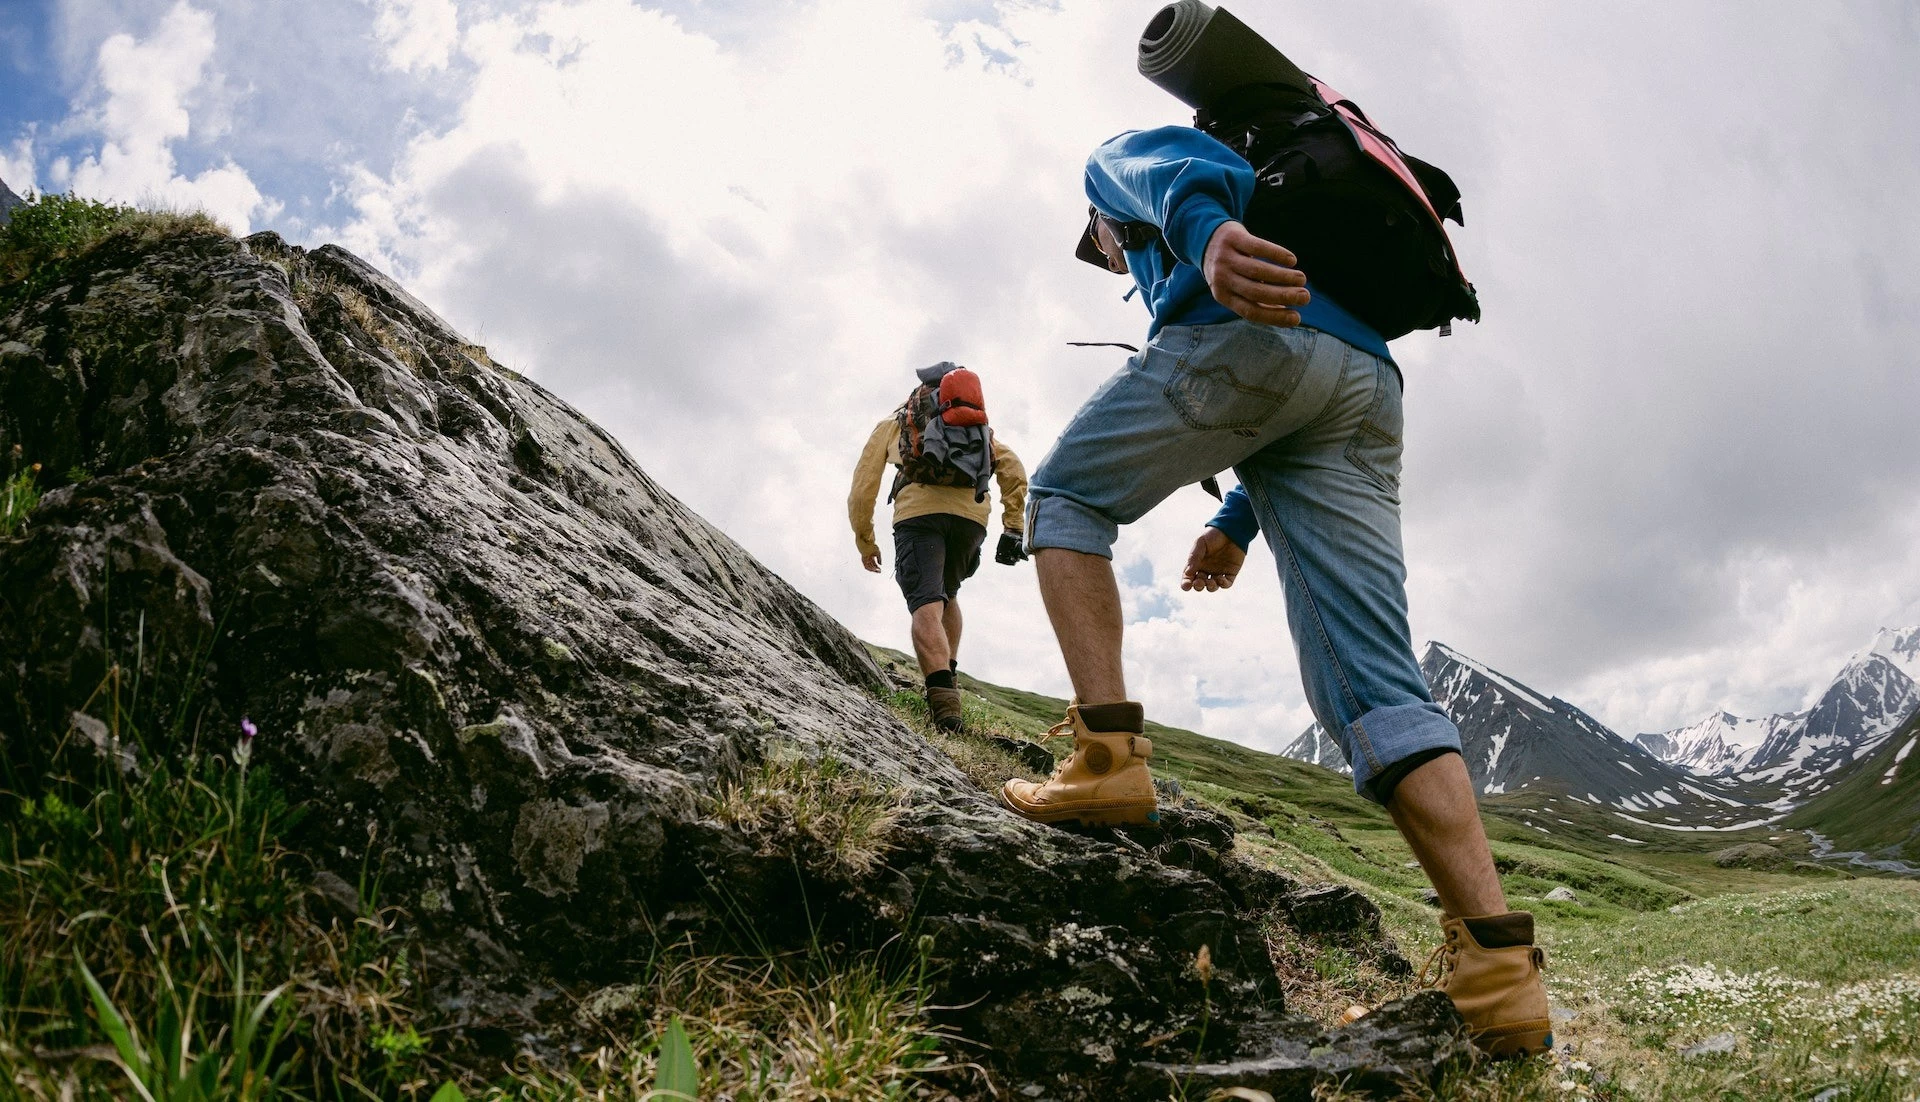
[{"x1": 240, "y1": 717, "x2": 258, "y2": 743}]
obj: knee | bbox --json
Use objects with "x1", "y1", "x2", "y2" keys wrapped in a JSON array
[{"x1": 1026, "y1": 493, "x2": 1119, "y2": 559}]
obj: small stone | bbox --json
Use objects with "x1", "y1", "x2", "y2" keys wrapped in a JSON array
[
  {"x1": 1420, "y1": 887, "x2": 1442, "y2": 905},
  {"x1": 308, "y1": 870, "x2": 361, "y2": 922},
  {"x1": 1338, "y1": 1003, "x2": 1369, "y2": 1024},
  {"x1": 1403, "y1": 860, "x2": 1421, "y2": 868},
  {"x1": 1550, "y1": 1006, "x2": 1577, "y2": 1023},
  {"x1": 1544, "y1": 886, "x2": 1578, "y2": 903},
  {"x1": 1678, "y1": 1031, "x2": 1738, "y2": 1058},
  {"x1": 1286, "y1": 883, "x2": 1384, "y2": 937}
]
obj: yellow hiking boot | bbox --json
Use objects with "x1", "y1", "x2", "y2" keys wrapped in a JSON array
[
  {"x1": 1422, "y1": 912, "x2": 1553, "y2": 1057},
  {"x1": 1000, "y1": 703, "x2": 1159, "y2": 826}
]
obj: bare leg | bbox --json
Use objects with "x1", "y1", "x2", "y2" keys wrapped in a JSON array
[
  {"x1": 1387, "y1": 753, "x2": 1509, "y2": 917},
  {"x1": 1034, "y1": 548, "x2": 1127, "y2": 703},
  {"x1": 942, "y1": 599, "x2": 963, "y2": 669},
  {"x1": 910, "y1": 602, "x2": 952, "y2": 677}
]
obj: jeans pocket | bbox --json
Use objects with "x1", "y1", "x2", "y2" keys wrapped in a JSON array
[
  {"x1": 1343, "y1": 357, "x2": 1404, "y2": 493},
  {"x1": 1162, "y1": 326, "x2": 1312, "y2": 433}
]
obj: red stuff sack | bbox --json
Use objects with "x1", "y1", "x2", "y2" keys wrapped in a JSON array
[{"x1": 938, "y1": 368, "x2": 988, "y2": 426}]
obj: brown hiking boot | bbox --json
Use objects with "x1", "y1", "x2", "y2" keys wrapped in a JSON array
[
  {"x1": 1421, "y1": 912, "x2": 1553, "y2": 1057},
  {"x1": 926, "y1": 685, "x2": 964, "y2": 732},
  {"x1": 1000, "y1": 703, "x2": 1158, "y2": 826}
]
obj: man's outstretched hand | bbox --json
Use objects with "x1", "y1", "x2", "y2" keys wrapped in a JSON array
[
  {"x1": 1203, "y1": 221, "x2": 1309, "y2": 327},
  {"x1": 1182, "y1": 526, "x2": 1247, "y2": 593},
  {"x1": 995, "y1": 532, "x2": 1029, "y2": 566},
  {"x1": 862, "y1": 550, "x2": 883, "y2": 573}
]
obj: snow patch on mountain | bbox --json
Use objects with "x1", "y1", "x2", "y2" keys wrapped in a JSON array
[
  {"x1": 1860, "y1": 625, "x2": 1920, "y2": 685},
  {"x1": 1634, "y1": 711, "x2": 1792, "y2": 775}
]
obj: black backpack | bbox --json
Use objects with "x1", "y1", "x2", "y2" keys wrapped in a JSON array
[
  {"x1": 1085, "y1": 80, "x2": 1480, "y2": 342},
  {"x1": 1196, "y1": 80, "x2": 1479, "y2": 341}
]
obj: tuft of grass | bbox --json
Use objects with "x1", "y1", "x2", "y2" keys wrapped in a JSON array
[
  {"x1": 1259, "y1": 915, "x2": 1415, "y2": 1028},
  {"x1": 506, "y1": 942, "x2": 969, "y2": 1101},
  {"x1": 710, "y1": 751, "x2": 907, "y2": 880},
  {"x1": 2, "y1": 446, "x2": 39, "y2": 537},
  {"x1": 0, "y1": 193, "x2": 229, "y2": 298},
  {"x1": 884, "y1": 686, "x2": 1048, "y2": 794},
  {"x1": 0, "y1": 669, "x2": 424, "y2": 1099}
]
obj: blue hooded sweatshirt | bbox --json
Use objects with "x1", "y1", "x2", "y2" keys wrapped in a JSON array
[{"x1": 1084, "y1": 125, "x2": 1392, "y2": 363}]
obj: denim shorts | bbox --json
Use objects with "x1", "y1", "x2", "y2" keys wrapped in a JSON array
[{"x1": 1025, "y1": 320, "x2": 1461, "y2": 801}]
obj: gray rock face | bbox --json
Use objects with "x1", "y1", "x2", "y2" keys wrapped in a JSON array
[
  {"x1": 0, "y1": 228, "x2": 1466, "y2": 1096},
  {"x1": 0, "y1": 176, "x2": 20, "y2": 224}
]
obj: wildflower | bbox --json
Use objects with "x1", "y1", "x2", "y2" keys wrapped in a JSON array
[
  {"x1": 236, "y1": 716, "x2": 258, "y2": 766},
  {"x1": 1194, "y1": 944, "x2": 1214, "y2": 984}
]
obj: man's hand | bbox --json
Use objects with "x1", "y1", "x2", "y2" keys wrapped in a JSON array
[
  {"x1": 995, "y1": 532, "x2": 1029, "y2": 566},
  {"x1": 1182, "y1": 527, "x2": 1246, "y2": 593},
  {"x1": 1202, "y1": 221, "x2": 1310, "y2": 326},
  {"x1": 862, "y1": 550, "x2": 883, "y2": 573}
]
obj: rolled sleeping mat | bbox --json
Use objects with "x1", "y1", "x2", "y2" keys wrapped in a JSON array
[
  {"x1": 916, "y1": 360, "x2": 961, "y2": 385},
  {"x1": 1136, "y1": 0, "x2": 1314, "y2": 108}
]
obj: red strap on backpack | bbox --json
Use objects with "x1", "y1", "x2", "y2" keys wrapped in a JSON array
[{"x1": 938, "y1": 368, "x2": 987, "y2": 426}]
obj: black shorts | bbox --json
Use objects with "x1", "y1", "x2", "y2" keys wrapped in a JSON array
[{"x1": 893, "y1": 514, "x2": 987, "y2": 612}]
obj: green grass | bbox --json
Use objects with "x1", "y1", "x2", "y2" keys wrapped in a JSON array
[
  {"x1": 1, "y1": 449, "x2": 38, "y2": 538},
  {"x1": 0, "y1": 674, "x2": 422, "y2": 1099},
  {"x1": 709, "y1": 749, "x2": 909, "y2": 880},
  {"x1": 0, "y1": 193, "x2": 228, "y2": 308},
  {"x1": 489, "y1": 944, "x2": 967, "y2": 1101}
]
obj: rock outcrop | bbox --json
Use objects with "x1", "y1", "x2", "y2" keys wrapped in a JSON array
[
  {"x1": 0, "y1": 227, "x2": 1468, "y2": 1097},
  {"x1": 0, "y1": 177, "x2": 21, "y2": 224}
]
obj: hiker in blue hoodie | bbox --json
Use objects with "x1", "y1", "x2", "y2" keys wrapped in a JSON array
[{"x1": 999, "y1": 0, "x2": 1550, "y2": 1055}]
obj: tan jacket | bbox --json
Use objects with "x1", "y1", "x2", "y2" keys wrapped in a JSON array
[{"x1": 848, "y1": 416, "x2": 1027, "y2": 559}]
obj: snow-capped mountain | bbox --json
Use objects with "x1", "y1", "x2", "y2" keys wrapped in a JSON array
[
  {"x1": 1280, "y1": 642, "x2": 1767, "y2": 828},
  {"x1": 1735, "y1": 648, "x2": 1920, "y2": 799},
  {"x1": 1630, "y1": 626, "x2": 1920, "y2": 802},
  {"x1": 1278, "y1": 725, "x2": 1348, "y2": 775},
  {"x1": 1419, "y1": 643, "x2": 1758, "y2": 824},
  {"x1": 1864, "y1": 625, "x2": 1920, "y2": 684},
  {"x1": 1633, "y1": 711, "x2": 1796, "y2": 775}
]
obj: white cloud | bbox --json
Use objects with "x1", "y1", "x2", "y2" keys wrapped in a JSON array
[
  {"x1": 282, "y1": 0, "x2": 1919, "y2": 752},
  {"x1": 64, "y1": 1, "x2": 274, "y2": 233},
  {"x1": 0, "y1": 134, "x2": 34, "y2": 196},
  {"x1": 371, "y1": 0, "x2": 460, "y2": 72}
]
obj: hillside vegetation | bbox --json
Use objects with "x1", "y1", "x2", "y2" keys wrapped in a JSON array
[
  {"x1": 1790, "y1": 711, "x2": 1920, "y2": 864},
  {"x1": 875, "y1": 647, "x2": 1920, "y2": 1100}
]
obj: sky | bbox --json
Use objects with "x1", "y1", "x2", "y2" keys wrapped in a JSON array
[{"x1": 4, "y1": 0, "x2": 1917, "y2": 752}]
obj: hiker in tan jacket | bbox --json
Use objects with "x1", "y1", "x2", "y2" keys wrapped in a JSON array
[{"x1": 849, "y1": 363, "x2": 1028, "y2": 731}]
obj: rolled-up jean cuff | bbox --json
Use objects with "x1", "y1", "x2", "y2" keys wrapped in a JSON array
[
  {"x1": 1024, "y1": 493, "x2": 1119, "y2": 559},
  {"x1": 1343, "y1": 702, "x2": 1463, "y2": 804}
]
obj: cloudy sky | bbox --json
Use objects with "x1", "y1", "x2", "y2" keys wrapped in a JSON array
[{"x1": 4, "y1": 0, "x2": 1917, "y2": 751}]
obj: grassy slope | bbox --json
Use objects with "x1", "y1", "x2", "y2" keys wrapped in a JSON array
[
  {"x1": 1788, "y1": 710, "x2": 1920, "y2": 861},
  {"x1": 879, "y1": 646, "x2": 1920, "y2": 1100}
]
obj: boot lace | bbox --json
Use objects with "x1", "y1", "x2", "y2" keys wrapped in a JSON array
[
  {"x1": 1037, "y1": 718, "x2": 1076, "y2": 782},
  {"x1": 1418, "y1": 926, "x2": 1462, "y2": 990}
]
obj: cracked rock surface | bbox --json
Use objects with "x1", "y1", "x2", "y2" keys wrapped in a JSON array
[{"x1": 0, "y1": 229, "x2": 1467, "y2": 1097}]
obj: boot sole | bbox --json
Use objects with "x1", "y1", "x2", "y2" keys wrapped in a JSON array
[
  {"x1": 998, "y1": 789, "x2": 1159, "y2": 826},
  {"x1": 1475, "y1": 1023, "x2": 1553, "y2": 1059}
]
